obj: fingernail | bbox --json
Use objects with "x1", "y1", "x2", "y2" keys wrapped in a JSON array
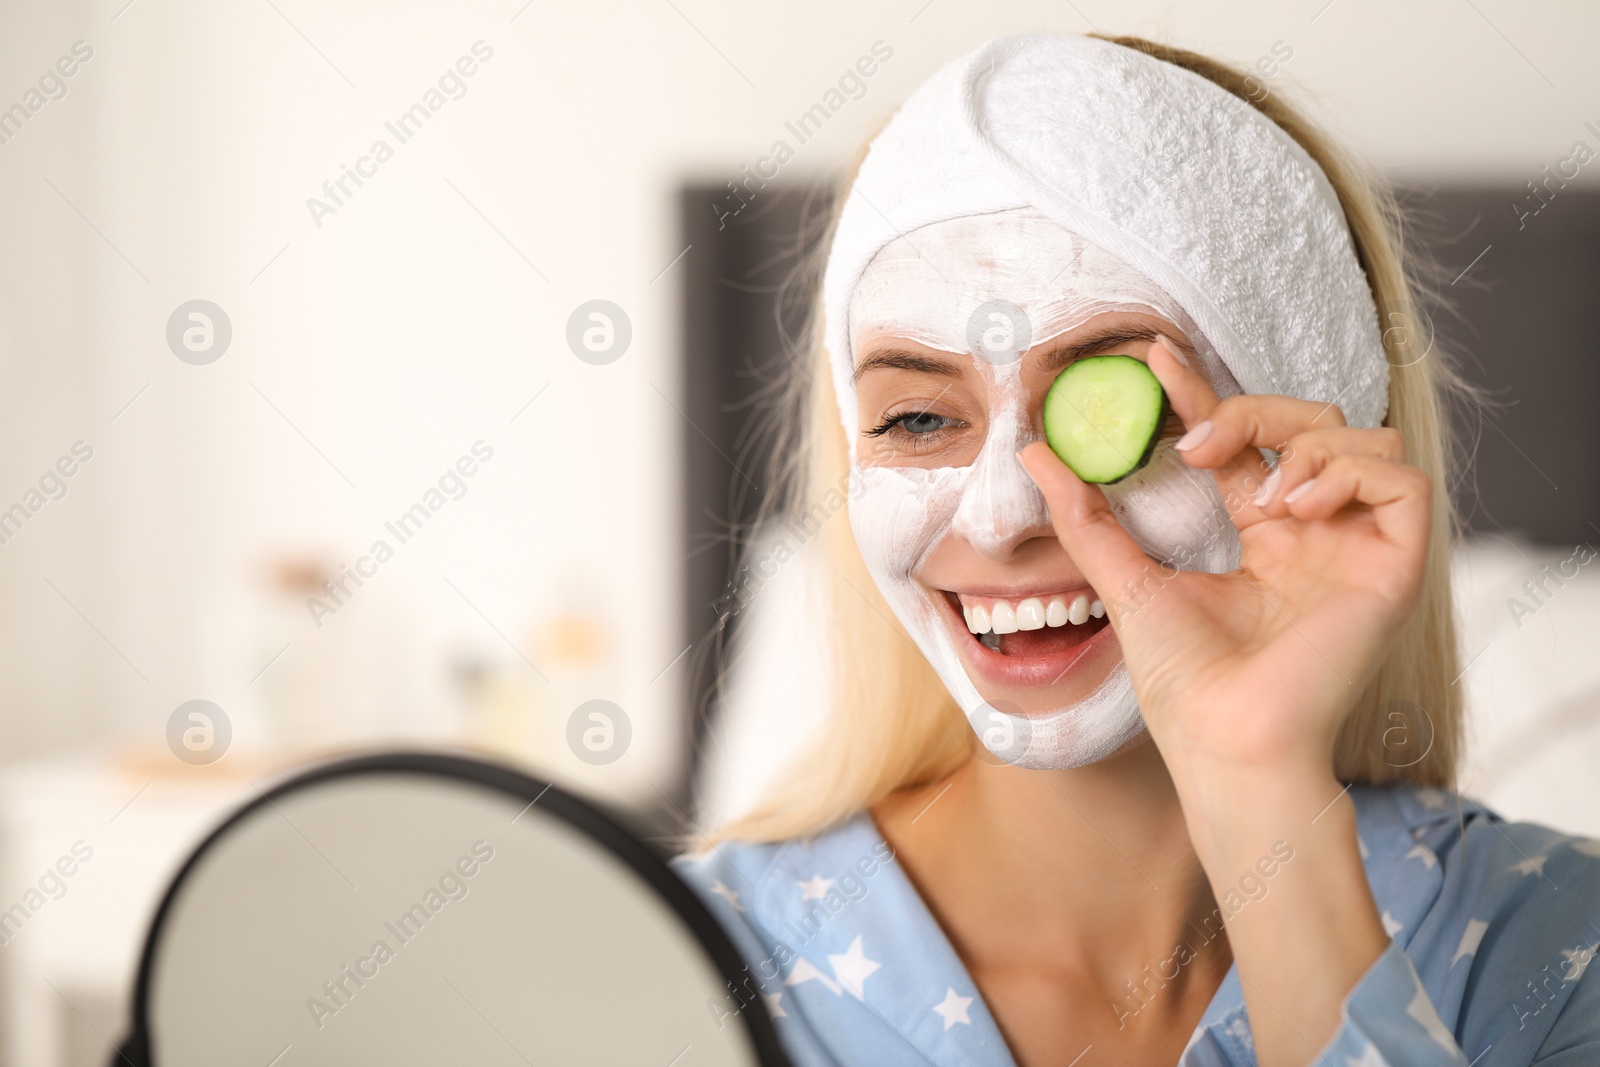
[
  {"x1": 1156, "y1": 333, "x2": 1190, "y2": 368},
  {"x1": 1284, "y1": 477, "x2": 1318, "y2": 504},
  {"x1": 1253, "y1": 468, "x2": 1282, "y2": 507},
  {"x1": 1174, "y1": 420, "x2": 1212, "y2": 452}
]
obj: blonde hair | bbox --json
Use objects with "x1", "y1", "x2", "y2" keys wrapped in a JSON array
[{"x1": 695, "y1": 33, "x2": 1468, "y2": 849}]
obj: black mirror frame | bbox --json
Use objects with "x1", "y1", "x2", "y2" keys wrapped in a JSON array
[{"x1": 110, "y1": 750, "x2": 790, "y2": 1067}]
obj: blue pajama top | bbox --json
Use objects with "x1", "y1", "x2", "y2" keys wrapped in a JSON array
[{"x1": 671, "y1": 783, "x2": 1600, "y2": 1066}]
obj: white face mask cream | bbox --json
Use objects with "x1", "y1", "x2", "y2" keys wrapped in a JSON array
[{"x1": 846, "y1": 208, "x2": 1243, "y2": 769}]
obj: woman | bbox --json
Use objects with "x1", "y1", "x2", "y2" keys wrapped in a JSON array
[{"x1": 672, "y1": 31, "x2": 1600, "y2": 1067}]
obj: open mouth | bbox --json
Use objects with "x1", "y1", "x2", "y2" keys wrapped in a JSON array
[{"x1": 934, "y1": 587, "x2": 1116, "y2": 689}]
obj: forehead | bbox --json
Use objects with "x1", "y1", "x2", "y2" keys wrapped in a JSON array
[{"x1": 848, "y1": 208, "x2": 1186, "y2": 357}]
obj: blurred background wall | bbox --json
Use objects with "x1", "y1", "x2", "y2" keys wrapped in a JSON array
[{"x1": 0, "y1": 1, "x2": 1597, "y2": 1063}]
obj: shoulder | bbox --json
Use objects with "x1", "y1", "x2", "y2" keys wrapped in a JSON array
[
  {"x1": 1348, "y1": 781, "x2": 1600, "y2": 920},
  {"x1": 669, "y1": 816, "x2": 902, "y2": 975},
  {"x1": 668, "y1": 832, "x2": 799, "y2": 998},
  {"x1": 669, "y1": 813, "x2": 899, "y2": 933},
  {"x1": 1349, "y1": 782, "x2": 1600, "y2": 1061},
  {"x1": 672, "y1": 817, "x2": 984, "y2": 1066},
  {"x1": 669, "y1": 815, "x2": 905, "y2": 1067}
]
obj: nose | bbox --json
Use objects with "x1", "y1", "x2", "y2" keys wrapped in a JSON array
[{"x1": 949, "y1": 408, "x2": 1053, "y2": 561}]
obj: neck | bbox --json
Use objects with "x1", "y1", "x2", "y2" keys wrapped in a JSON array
[{"x1": 872, "y1": 734, "x2": 1232, "y2": 1016}]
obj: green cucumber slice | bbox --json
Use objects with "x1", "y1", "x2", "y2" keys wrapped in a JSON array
[{"x1": 1041, "y1": 354, "x2": 1169, "y2": 484}]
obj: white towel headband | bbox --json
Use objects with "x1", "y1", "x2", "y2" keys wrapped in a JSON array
[{"x1": 823, "y1": 32, "x2": 1390, "y2": 448}]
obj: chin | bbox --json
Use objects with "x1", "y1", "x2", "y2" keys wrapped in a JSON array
[{"x1": 926, "y1": 582, "x2": 1123, "y2": 715}]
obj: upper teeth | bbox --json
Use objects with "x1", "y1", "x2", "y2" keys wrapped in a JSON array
[{"x1": 961, "y1": 594, "x2": 1104, "y2": 634}]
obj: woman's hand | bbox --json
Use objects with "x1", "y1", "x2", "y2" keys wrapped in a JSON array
[
  {"x1": 1018, "y1": 335, "x2": 1428, "y2": 1067},
  {"x1": 1017, "y1": 335, "x2": 1431, "y2": 785}
]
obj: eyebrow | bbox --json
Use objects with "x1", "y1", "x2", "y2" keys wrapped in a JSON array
[
  {"x1": 1037, "y1": 324, "x2": 1196, "y2": 372},
  {"x1": 851, "y1": 324, "x2": 1197, "y2": 383},
  {"x1": 851, "y1": 350, "x2": 963, "y2": 383}
]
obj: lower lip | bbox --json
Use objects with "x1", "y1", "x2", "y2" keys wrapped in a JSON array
[{"x1": 934, "y1": 591, "x2": 1118, "y2": 690}]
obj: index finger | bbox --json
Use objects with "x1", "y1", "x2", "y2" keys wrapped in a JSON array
[
  {"x1": 1147, "y1": 334, "x2": 1321, "y2": 520},
  {"x1": 1148, "y1": 334, "x2": 1348, "y2": 459}
]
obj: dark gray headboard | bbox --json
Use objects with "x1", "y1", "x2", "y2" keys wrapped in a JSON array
[{"x1": 1409, "y1": 187, "x2": 1600, "y2": 543}]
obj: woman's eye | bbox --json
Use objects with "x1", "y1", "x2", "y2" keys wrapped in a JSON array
[
  {"x1": 862, "y1": 407, "x2": 967, "y2": 451},
  {"x1": 898, "y1": 411, "x2": 952, "y2": 435}
]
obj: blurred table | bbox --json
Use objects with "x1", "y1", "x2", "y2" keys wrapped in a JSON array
[{"x1": 0, "y1": 755, "x2": 261, "y2": 1067}]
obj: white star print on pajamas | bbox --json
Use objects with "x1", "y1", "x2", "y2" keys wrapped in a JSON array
[
  {"x1": 932, "y1": 987, "x2": 974, "y2": 1030},
  {"x1": 797, "y1": 874, "x2": 835, "y2": 900}
]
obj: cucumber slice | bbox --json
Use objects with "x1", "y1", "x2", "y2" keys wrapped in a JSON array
[{"x1": 1042, "y1": 354, "x2": 1169, "y2": 484}]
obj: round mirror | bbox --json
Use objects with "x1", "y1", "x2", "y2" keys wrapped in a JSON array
[{"x1": 113, "y1": 752, "x2": 787, "y2": 1066}]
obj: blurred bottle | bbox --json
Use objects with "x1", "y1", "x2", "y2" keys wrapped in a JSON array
[{"x1": 256, "y1": 554, "x2": 363, "y2": 753}]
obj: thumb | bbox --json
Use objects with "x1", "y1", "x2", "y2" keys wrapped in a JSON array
[{"x1": 1017, "y1": 441, "x2": 1155, "y2": 616}]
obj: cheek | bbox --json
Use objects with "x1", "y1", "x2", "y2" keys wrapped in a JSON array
[
  {"x1": 1100, "y1": 441, "x2": 1240, "y2": 572},
  {"x1": 848, "y1": 466, "x2": 969, "y2": 580}
]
